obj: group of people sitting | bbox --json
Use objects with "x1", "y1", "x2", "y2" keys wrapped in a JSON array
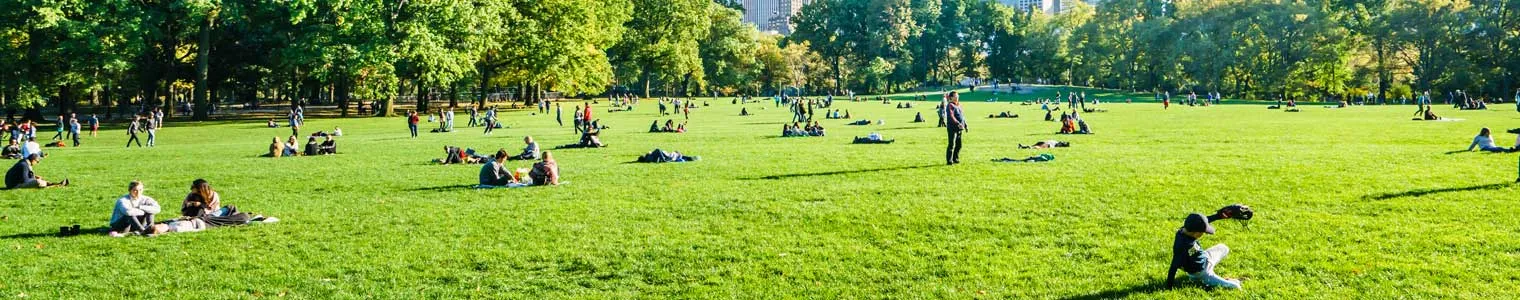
[
  {"x1": 1058, "y1": 112, "x2": 1092, "y2": 134},
  {"x1": 823, "y1": 109, "x2": 850, "y2": 119},
  {"x1": 267, "y1": 134, "x2": 337, "y2": 157},
  {"x1": 895, "y1": 102, "x2": 914, "y2": 109},
  {"x1": 438, "y1": 136, "x2": 541, "y2": 165},
  {"x1": 852, "y1": 132, "x2": 894, "y2": 144},
  {"x1": 478, "y1": 150, "x2": 560, "y2": 188},
  {"x1": 101, "y1": 179, "x2": 277, "y2": 238},
  {"x1": 649, "y1": 120, "x2": 687, "y2": 133},
  {"x1": 635, "y1": 149, "x2": 699, "y2": 163},
  {"x1": 782, "y1": 122, "x2": 826, "y2": 137},
  {"x1": 2, "y1": 137, "x2": 43, "y2": 160}
]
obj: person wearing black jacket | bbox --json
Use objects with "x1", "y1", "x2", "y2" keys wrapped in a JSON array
[
  {"x1": 1166, "y1": 213, "x2": 1242, "y2": 289},
  {"x1": 943, "y1": 91, "x2": 967, "y2": 165}
]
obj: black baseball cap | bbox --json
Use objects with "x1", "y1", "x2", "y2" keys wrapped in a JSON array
[{"x1": 1183, "y1": 213, "x2": 1214, "y2": 234}]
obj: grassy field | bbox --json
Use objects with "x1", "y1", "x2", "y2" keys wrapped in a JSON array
[{"x1": 3, "y1": 89, "x2": 1520, "y2": 299}]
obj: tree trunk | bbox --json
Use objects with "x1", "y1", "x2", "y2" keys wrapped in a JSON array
[
  {"x1": 192, "y1": 14, "x2": 212, "y2": 121},
  {"x1": 448, "y1": 83, "x2": 458, "y2": 108}
]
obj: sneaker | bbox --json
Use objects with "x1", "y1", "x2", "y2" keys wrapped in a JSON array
[{"x1": 108, "y1": 231, "x2": 125, "y2": 238}]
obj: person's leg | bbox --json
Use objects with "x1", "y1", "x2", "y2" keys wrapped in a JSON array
[
  {"x1": 945, "y1": 130, "x2": 956, "y2": 165},
  {"x1": 1191, "y1": 244, "x2": 1241, "y2": 289},
  {"x1": 952, "y1": 130, "x2": 963, "y2": 163}
]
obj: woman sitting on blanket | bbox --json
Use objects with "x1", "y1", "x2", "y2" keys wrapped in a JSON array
[
  {"x1": 181, "y1": 179, "x2": 271, "y2": 226},
  {"x1": 479, "y1": 149, "x2": 517, "y2": 186},
  {"x1": 529, "y1": 151, "x2": 560, "y2": 186},
  {"x1": 1468, "y1": 128, "x2": 1512, "y2": 153}
]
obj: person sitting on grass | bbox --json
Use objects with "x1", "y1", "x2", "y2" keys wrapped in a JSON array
[
  {"x1": 282, "y1": 136, "x2": 300, "y2": 157},
  {"x1": 19, "y1": 137, "x2": 41, "y2": 159},
  {"x1": 558, "y1": 129, "x2": 607, "y2": 149},
  {"x1": 913, "y1": 112, "x2": 925, "y2": 123},
  {"x1": 6, "y1": 154, "x2": 67, "y2": 189},
  {"x1": 852, "y1": 132, "x2": 894, "y2": 144},
  {"x1": 740, "y1": 107, "x2": 750, "y2": 116},
  {"x1": 1468, "y1": 128, "x2": 1512, "y2": 153},
  {"x1": 993, "y1": 153, "x2": 1055, "y2": 162},
  {"x1": 1019, "y1": 140, "x2": 1070, "y2": 149},
  {"x1": 303, "y1": 136, "x2": 320, "y2": 156},
  {"x1": 509, "y1": 136, "x2": 540, "y2": 161},
  {"x1": 1166, "y1": 213, "x2": 1242, "y2": 290},
  {"x1": 109, "y1": 181, "x2": 160, "y2": 237},
  {"x1": 2, "y1": 139, "x2": 19, "y2": 159},
  {"x1": 1416, "y1": 105, "x2": 1442, "y2": 121},
  {"x1": 479, "y1": 149, "x2": 517, "y2": 187},
  {"x1": 319, "y1": 135, "x2": 337, "y2": 155},
  {"x1": 807, "y1": 122, "x2": 826, "y2": 136},
  {"x1": 636, "y1": 148, "x2": 699, "y2": 163},
  {"x1": 529, "y1": 151, "x2": 560, "y2": 186},
  {"x1": 676, "y1": 122, "x2": 687, "y2": 133},
  {"x1": 181, "y1": 179, "x2": 268, "y2": 226},
  {"x1": 1059, "y1": 113, "x2": 1076, "y2": 134},
  {"x1": 266, "y1": 119, "x2": 278, "y2": 128},
  {"x1": 782, "y1": 124, "x2": 800, "y2": 137},
  {"x1": 267, "y1": 137, "x2": 284, "y2": 158}
]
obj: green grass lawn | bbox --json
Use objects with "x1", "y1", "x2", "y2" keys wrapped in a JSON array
[{"x1": 3, "y1": 94, "x2": 1520, "y2": 298}]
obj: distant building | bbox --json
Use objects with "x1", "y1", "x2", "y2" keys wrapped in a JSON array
[
  {"x1": 743, "y1": 0, "x2": 810, "y2": 35},
  {"x1": 999, "y1": 0, "x2": 1099, "y2": 14}
]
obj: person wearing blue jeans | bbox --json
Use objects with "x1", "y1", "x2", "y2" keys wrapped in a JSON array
[
  {"x1": 1468, "y1": 128, "x2": 1511, "y2": 153},
  {"x1": 1167, "y1": 213, "x2": 1242, "y2": 290}
]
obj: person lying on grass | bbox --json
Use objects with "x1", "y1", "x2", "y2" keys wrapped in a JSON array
[
  {"x1": 988, "y1": 112, "x2": 1019, "y2": 119},
  {"x1": 852, "y1": 133, "x2": 894, "y2": 144},
  {"x1": 1469, "y1": 128, "x2": 1513, "y2": 153},
  {"x1": 480, "y1": 150, "x2": 517, "y2": 187},
  {"x1": 993, "y1": 154, "x2": 1054, "y2": 163},
  {"x1": 437, "y1": 146, "x2": 486, "y2": 165},
  {"x1": 1166, "y1": 213, "x2": 1242, "y2": 290},
  {"x1": 1019, "y1": 140, "x2": 1070, "y2": 149},
  {"x1": 637, "y1": 149, "x2": 699, "y2": 163},
  {"x1": 109, "y1": 181, "x2": 160, "y2": 237},
  {"x1": 509, "y1": 136, "x2": 540, "y2": 161},
  {"x1": 557, "y1": 129, "x2": 606, "y2": 149},
  {"x1": 181, "y1": 178, "x2": 275, "y2": 226},
  {"x1": 847, "y1": 119, "x2": 871, "y2": 126},
  {"x1": 6, "y1": 154, "x2": 67, "y2": 189}
]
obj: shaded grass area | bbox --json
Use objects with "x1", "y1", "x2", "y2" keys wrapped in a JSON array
[{"x1": 1, "y1": 97, "x2": 1519, "y2": 298}]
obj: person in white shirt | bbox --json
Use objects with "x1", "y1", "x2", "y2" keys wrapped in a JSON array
[
  {"x1": 1469, "y1": 128, "x2": 1512, "y2": 153},
  {"x1": 19, "y1": 137, "x2": 41, "y2": 159},
  {"x1": 109, "y1": 181, "x2": 161, "y2": 237}
]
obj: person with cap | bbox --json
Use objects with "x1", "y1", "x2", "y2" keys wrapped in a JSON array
[
  {"x1": 1166, "y1": 213, "x2": 1242, "y2": 289},
  {"x1": 5, "y1": 154, "x2": 67, "y2": 189},
  {"x1": 943, "y1": 91, "x2": 967, "y2": 165}
]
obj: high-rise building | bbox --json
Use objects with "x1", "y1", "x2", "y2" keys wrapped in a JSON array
[{"x1": 743, "y1": 0, "x2": 810, "y2": 35}]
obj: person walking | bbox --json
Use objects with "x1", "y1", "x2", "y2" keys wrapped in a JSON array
[
  {"x1": 468, "y1": 105, "x2": 479, "y2": 127},
  {"x1": 943, "y1": 91, "x2": 967, "y2": 165},
  {"x1": 126, "y1": 116, "x2": 143, "y2": 148},
  {"x1": 407, "y1": 110, "x2": 420, "y2": 138},
  {"x1": 556, "y1": 103, "x2": 563, "y2": 127}
]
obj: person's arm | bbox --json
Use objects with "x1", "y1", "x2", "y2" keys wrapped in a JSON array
[
  {"x1": 140, "y1": 198, "x2": 162, "y2": 214},
  {"x1": 1469, "y1": 137, "x2": 1481, "y2": 151},
  {"x1": 1165, "y1": 263, "x2": 1179, "y2": 288},
  {"x1": 119, "y1": 198, "x2": 145, "y2": 216}
]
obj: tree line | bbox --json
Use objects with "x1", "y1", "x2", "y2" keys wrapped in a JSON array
[{"x1": 1, "y1": 0, "x2": 1512, "y2": 120}]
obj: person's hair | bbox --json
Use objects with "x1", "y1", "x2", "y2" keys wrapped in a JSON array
[
  {"x1": 308, "y1": 136, "x2": 317, "y2": 142},
  {"x1": 541, "y1": 151, "x2": 553, "y2": 161},
  {"x1": 494, "y1": 149, "x2": 509, "y2": 160},
  {"x1": 192, "y1": 179, "x2": 213, "y2": 202},
  {"x1": 524, "y1": 136, "x2": 533, "y2": 143},
  {"x1": 1481, "y1": 127, "x2": 1492, "y2": 137},
  {"x1": 128, "y1": 180, "x2": 143, "y2": 192}
]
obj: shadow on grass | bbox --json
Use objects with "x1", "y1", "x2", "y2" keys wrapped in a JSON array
[
  {"x1": 1057, "y1": 281, "x2": 1169, "y2": 300},
  {"x1": 1, "y1": 226, "x2": 109, "y2": 240},
  {"x1": 1364, "y1": 183, "x2": 1514, "y2": 200},
  {"x1": 405, "y1": 184, "x2": 480, "y2": 192},
  {"x1": 742, "y1": 164, "x2": 940, "y2": 180}
]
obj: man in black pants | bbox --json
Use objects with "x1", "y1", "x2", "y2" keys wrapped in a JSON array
[
  {"x1": 126, "y1": 116, "x2": 143, "y2": 148},
  {"x1": 944, "y1": 91, "x2": 966, "y2": 165}
]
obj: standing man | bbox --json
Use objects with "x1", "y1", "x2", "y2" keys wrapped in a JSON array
[
  {"x1": 556, "y1": 103, "x2": 564, "y2": 127},
  {"x1": 144, "y1": 114, "x2": 158, "y2": 147},
  {"x1": 407, "y1": 110, "x2": 420, "y2": 138},
  {"x1": 126, "y1": 116, "x2": 143, "y2": 148},
  {"x1": 943, "y1": 91, "x2": 966, "y2": 165},
  {"x1": 88, "y1": 114, "x2": 98, "y2": 137},
  {"x1": 444, "y1": 108, "x2": 455, "y2": 132},
  {"x1": 582, "y1": 103, "x2": 593, "y2": 132},
  {"x1": 468, "y1": 105, "x2": 479, "y2": 127},
  {"x1": 68, "y1": 115, "x2": 80, "y2": 147}
]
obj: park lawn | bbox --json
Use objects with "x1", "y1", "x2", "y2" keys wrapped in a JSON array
[{"x1": 2, "y1": 95, "x2": 1520, "y2": 299}]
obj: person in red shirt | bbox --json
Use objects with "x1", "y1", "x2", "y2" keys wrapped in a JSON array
[
  {"x1": 581, "y1": 103, "x2": 593, "y2": 132},
  {"x1": 407, "y1": 111, "x2": 420, "y2": 138}
]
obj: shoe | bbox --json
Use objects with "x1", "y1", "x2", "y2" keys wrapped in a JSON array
[
  {"x1": 58, "y1": 179, "x2": 69, "y2": 187},
  {"x1": 108, "y1": 231, "x2": 125, "y2": 238}
]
